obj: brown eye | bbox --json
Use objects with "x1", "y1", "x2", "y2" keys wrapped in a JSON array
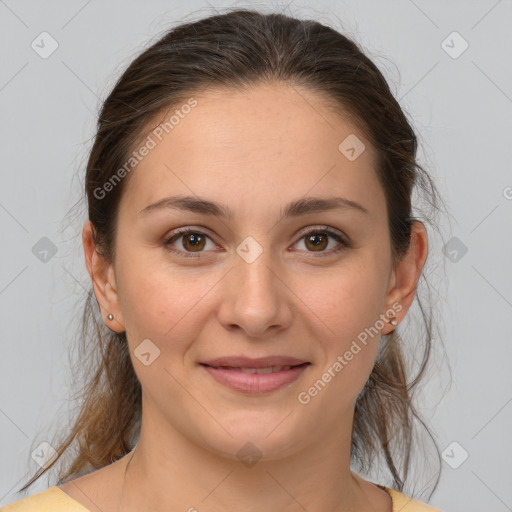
[
  {"x1": 304, "y1": 232, "x2": 329, "y2": 251},
  {"x1": 165, "y1": 226, "x2": 350, "y2": 260},
  {"x1": 165, "y1": 228, "x2": 216, "y2": 258},
  {"x1": 181, "y1": 232, "x2": 206, "y2": 252},
  {"x1": 293, "y1": 228, "x2": 349, "y2": 255}
]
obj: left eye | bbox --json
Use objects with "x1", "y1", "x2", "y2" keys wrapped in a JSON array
[
  {"x1": 293, "y1": 228, "x2": 349, "y2": 254},
  {"x1": 164, "y1": 227, "x2": 349, "y2": 258}
]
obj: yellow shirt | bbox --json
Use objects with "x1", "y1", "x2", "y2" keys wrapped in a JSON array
[{"x1": 1, "y1": 485, "x2": 442, "y2": 511}]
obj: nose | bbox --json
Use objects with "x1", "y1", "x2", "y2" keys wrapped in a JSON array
[{"x1": 216, "y1": 247, "x2": 293, "y2": 339}]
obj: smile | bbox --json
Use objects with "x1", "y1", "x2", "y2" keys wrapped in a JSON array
[{"x1": 200, "y1": 362, "x2": 310, "y2": 394}]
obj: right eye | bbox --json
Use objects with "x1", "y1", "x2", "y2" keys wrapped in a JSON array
[{"x1": 164, "y1": 228, "x2": 219, "y2": 258}]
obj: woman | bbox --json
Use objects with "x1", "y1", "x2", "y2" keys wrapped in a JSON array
[{"x1": 5, "y1": 8, "x2": 445, "y2": 511}]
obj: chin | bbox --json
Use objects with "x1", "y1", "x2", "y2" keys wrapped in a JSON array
[{"x1": 196, "y1": 411, "x2": 309, "y2": 463}]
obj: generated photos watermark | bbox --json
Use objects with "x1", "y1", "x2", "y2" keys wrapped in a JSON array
[
  {"x1": 93, "y1": 97, "x2": 198, "y2": 200},
  {"x1": 297, "y1": 302, "x2": 402, "y2": 405}
]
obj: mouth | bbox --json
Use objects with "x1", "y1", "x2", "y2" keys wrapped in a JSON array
[
  {"x1": 199, "y1": 356, "x2": 311, "y2": 394},
  {"x1": 203, "y1": 364, "x2": 304, "y2": 374}
]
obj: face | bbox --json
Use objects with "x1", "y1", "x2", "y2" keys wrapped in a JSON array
[{"x1": 97, "y1": 83, "x2": 404, "y2": 461}]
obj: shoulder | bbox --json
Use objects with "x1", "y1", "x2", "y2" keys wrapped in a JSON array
[
  {"x1": 1, "y1": 487, "x2": 89, "y2": 511},
  {"x1": 383, "y1": 487, "x2": 443, "y2": 512}
]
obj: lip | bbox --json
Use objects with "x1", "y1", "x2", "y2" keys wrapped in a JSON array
[
  {"x1": 200, "y1": 356, "x2": 311, "y2": 394},
  {"x1": 200, "y1": 356, "x2": 308, "y2": 368}
]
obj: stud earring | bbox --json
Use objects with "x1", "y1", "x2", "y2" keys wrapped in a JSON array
[
  {"x1": 387, "y1": 309, "x2": 399, "y2": 327},
  {"x1": 107, "y1": 314, "x2": 114, "y2": 321}
]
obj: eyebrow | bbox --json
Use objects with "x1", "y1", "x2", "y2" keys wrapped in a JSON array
[{"x1": 139, "y1": 195, "x2": 369, "y2": 219}]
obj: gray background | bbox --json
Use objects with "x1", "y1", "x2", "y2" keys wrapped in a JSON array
[{"x1": 1, "y1": 1, "x2": 511, "y2": 511}]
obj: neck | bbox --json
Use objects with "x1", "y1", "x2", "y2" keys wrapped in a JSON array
[{"x1": 117, "y1": 398, "x2": 376, "y2": 512}]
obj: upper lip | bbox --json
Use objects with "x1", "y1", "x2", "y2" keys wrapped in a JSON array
[{"x1": 200, "y1": 356, "x2": 309, "y2": 368}]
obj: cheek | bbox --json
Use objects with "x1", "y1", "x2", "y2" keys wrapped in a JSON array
[
  {"x1": 290, "y1": 257, "x2": 387, "y2": 397},
  {"x1": 115, "y1": 252, "x2": 222, "y2": 350},
  {"x1": 292, "y1": 256, "x2": 387, "y2": 340}
]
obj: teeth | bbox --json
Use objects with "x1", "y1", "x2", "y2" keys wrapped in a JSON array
[{"x1": 217, "y1": 365, "x2": 293, "y2": 374}]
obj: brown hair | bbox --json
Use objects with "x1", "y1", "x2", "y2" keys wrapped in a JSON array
[{"x1": 20, "y1": 7, "x2": 447, "y2": 499}]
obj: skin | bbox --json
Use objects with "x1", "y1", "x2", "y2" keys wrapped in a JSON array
[{"x1": 60, "y1": 82, "x2": 428, "y2": 512}]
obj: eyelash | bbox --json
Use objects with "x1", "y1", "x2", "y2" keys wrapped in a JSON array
[{"x1": 164, "y1": 226, "x2": 351, "y2": 259}]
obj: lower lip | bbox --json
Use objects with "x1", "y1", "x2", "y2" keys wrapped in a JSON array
[{"x1": 201, "y1": 363, "x2": 310, "y2": 394}]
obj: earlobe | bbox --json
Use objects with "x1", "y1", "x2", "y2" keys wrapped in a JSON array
[{"x1": 82, "y1": 220, "x2": 125, "y2": 332}]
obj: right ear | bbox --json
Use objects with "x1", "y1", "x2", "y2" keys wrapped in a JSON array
[{"x1": 82, "y1": 220, "x2": 125, "y2": 332}]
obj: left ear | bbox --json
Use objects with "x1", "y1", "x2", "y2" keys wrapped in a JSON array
[{"x1": 381, "y1": 221, "x2": 428, "y2": 335}]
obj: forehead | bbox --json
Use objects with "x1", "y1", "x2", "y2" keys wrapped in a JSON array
[{"x1": 120, "y1": 82, "x2": 385, "y2": 221}]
